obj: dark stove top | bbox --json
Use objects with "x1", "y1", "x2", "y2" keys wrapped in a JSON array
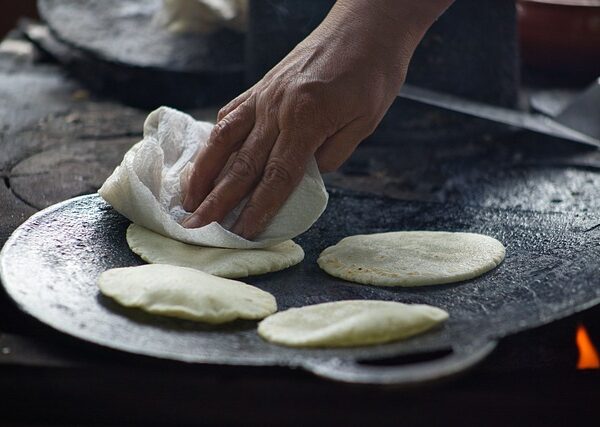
[{"x1": 0, "y1": 30, "x2": 599, "y2": 425}]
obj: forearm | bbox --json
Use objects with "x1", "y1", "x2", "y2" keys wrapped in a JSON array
[{"x1": 315, "y1": 0, "x2": 454, "y2": 69}]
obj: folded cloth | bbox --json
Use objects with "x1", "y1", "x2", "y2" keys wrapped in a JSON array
[{"x1": 99, "y1": 107, "x2": 328, "y2": 249}]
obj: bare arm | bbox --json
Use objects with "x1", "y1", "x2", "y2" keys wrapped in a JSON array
[{"x1": 182, "y1": 0, "x2": 454, "y2": 238}]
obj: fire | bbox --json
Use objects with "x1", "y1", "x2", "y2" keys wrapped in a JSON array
[{"x1": 576, "y1": 324, "x2": 600, "y2": 370}]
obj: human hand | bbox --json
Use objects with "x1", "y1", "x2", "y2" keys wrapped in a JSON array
[{"x1": 182, "y1": 0, "x2": 451, "y2": 239}]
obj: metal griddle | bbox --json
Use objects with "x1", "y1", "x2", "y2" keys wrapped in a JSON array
[
  {"x1": 1, "y1": 190, "x2": 600, "y2": 386},
  {"x1": 38, "y1": 0, "x2": 243, "y2": 72},
  {"x1": 36, "y1": 0, "x2": 245, "y2": 108}
]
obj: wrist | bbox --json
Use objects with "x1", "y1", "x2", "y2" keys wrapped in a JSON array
[{"x1": 319, "y1": 0, "x2": 454, "y2": 59}]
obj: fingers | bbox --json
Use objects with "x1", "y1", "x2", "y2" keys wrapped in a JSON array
[
  {"x1": 315, "y1": 120, "x2": 370, "y2": 173},
  {"x1": 182, "y1": 98, "x2": 255, "y2": 212},
  {"x1": 179, "y1": 161, "x2": 195, "y2": 196},
  {"x1": 231, "y1": 131, "x2": 318, "y2": 239},
  {"x1": 217, "y1": 87, "x2": 253, "y2": 122},
  {"x1": 182, "y1": 121, "x2": 279, "y2": 228}
]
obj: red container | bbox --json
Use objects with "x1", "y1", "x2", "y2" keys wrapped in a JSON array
[{"x1": 518, "y1": 0, "x2": 600, "y2": 79}]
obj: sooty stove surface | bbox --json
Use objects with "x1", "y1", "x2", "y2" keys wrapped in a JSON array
[{"x1": 0, "y1": 27, "x2": 599, "y2": 426}]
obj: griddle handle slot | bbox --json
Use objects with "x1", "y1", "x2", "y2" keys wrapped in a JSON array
[{"x1": 301, "y1": 340, "x2": 497, "y2": 386}]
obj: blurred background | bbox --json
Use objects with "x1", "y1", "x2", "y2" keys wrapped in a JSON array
[
  {"x1": 0, "y1": 0, "x2": 38, "y2": 38},
  {"x1": 2, "y1": 0, "x2": 599, "y2": 81}
]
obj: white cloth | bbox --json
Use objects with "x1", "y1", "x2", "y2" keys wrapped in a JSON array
[
  {"x1": 157, "y1": 0, "x2": 247, "y2": 34},
  {"x1": 99, "y1": 107, "x2": 329, "y2": 249}
]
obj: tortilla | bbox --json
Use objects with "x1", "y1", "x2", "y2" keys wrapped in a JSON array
[
  {"x1": 127, "y1": 224, "x2": 304, "y2": 278},
  {"x1": 98, "y1": 264, "x2": 277, "y2": 323},
  {"x1": 318, "y1": 231, "x2": 505, "y2": 287},
  {"x1": 258, "y1": 300, "x2": 448, "y2": 348}
]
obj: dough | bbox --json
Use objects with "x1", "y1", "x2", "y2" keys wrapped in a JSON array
[
  {"x1": 126, "y1": 224, "x2": 304, "y2": 278},
  {"x1": 98, "y1": 264, "x2": 276, "y2": 323},
  {"x1": 157, "y1": 0, "x2": 247, "y2": 33},
  {"x1": 257, "y1": 300, "x2": 448, "y2": 348},
  {"x1": 318, "y1": 231, "x2": 505, "y2": 287},
  {"x1": 99, "y1": 107, "x2": 328, "y2": 249}
]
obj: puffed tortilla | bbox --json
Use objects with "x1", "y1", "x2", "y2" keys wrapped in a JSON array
[
  {"x1": 258, "y1": 300, "x2": 448, "y2": 348},
  {"x1": 318, "y1": 231, "x2": 505, "y2": 287},
  {"x1": 98, "y1": 264, "x2": 277, "y2": 323}
]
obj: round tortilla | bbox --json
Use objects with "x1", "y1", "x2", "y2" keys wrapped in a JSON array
[
  {"x1": 258, "y1": 300, "x2": 448, "y2": 348},
  {"x1": 318, "y1": 231, "x2": 505, "y2": 287},
  {"x1": 98, "y1": 264, "x2": 277, "y2": 323},
  {"x1": 126, "y1": 224, "x2": 304, "y2": 278}
]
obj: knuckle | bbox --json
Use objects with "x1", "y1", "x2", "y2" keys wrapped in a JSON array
[
  {"x1": 263, "y1": 160, "x2": 295, "y2": 188},
  {"x1": 228, "y1": 152, "x2": 258, "y2": 180},
  {"x1": 207, "y1": 118, "x2": 230, "y2": 147},
  {"x1": 280, "y1": 81, "x2": 320, "y2": 120},
  {"x1": 201, "y1": 192, "x2": 222, "y2": 211},
  {"x1": 256, "y1": 95, "x2": 280, "y2": 119},
  {"x1": 218, "y1": 92, "x2": 249, "y2": 120},
  {"x1": 217, "y1": 107, "x2": 229, "y2": 120},
  {"x1": 292, "y1": 91, "x2": 319, "y2": 118}
]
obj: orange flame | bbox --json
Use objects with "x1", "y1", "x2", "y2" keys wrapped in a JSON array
[{"x1": 576, "y1": 324, "x2": 600, "y2": 370}]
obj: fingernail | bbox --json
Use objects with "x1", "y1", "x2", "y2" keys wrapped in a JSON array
[
  {"x1": 182, "y1": 195, "x2": 192, "y2": 212},
  {"x1": 181, "y1": 215, "x2": 194, "y2": 228},
  {"x1": 182, "y1": 191, "x2": 198, "y2": 212},
  {"x1": 182, "y1": 214, "x2": 208, "y2": 229}
]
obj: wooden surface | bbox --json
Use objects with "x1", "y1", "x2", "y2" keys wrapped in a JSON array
[{"x1": 1, "y1": 31, "x2": 600, "y2": 425}]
